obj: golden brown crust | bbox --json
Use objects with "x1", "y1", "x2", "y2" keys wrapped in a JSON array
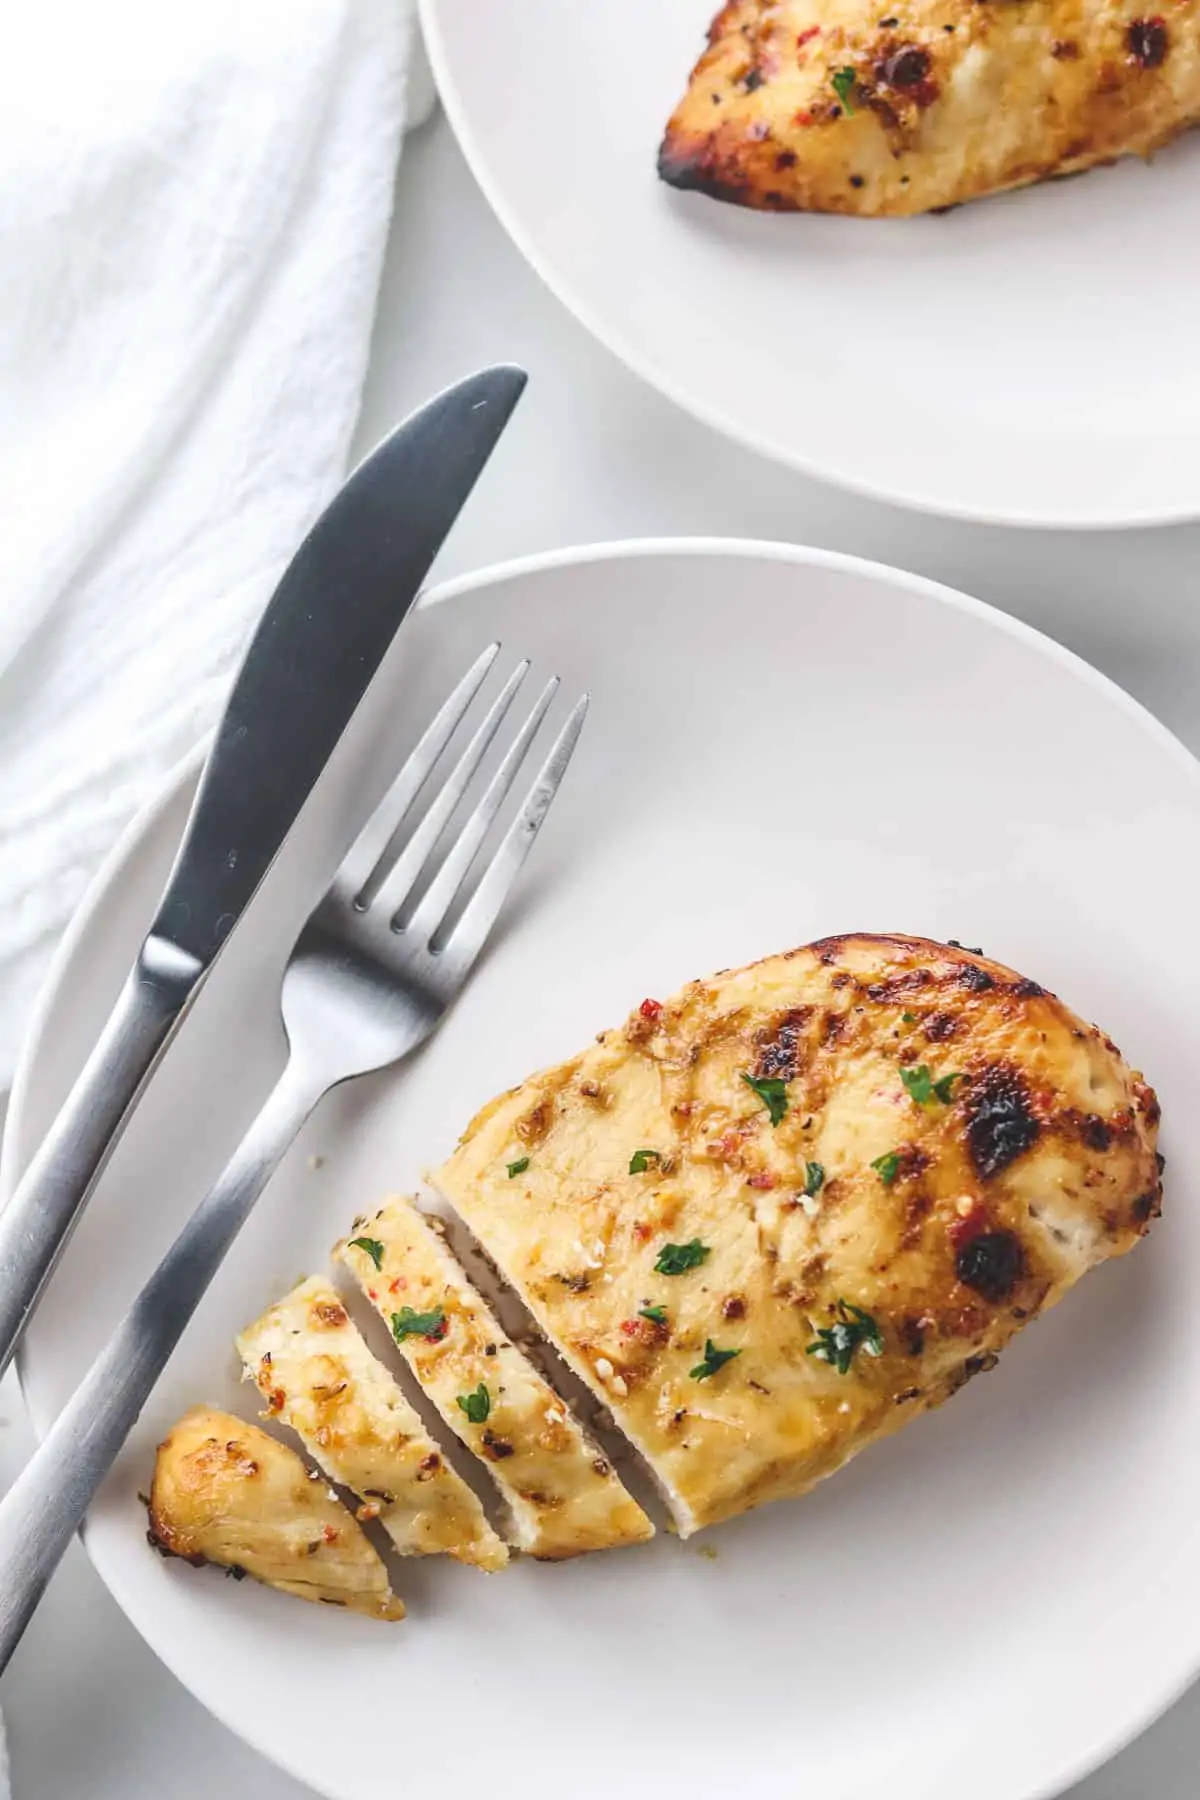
[
  {"x1": 147, "y1": 1405, "x2": 404, "y2": 1619},
  {"x1": 436, "y1": 934, "x2": 1160, "y2": 1533},
  {"x1": 660, "y1": 0, "x2": 1200, "y2": 216}
]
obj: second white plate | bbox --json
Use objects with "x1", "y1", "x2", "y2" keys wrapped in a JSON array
[
  {"x1": 422, "y1": 0, "x2": 1200, "y2": 528},
  {"x1": 7, "y1": 542, "x2": 1200, "y2": 1800}
]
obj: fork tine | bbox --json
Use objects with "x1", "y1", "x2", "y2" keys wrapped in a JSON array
[
  {"x1": 433, "y1": 692, "x2": 588, "y2": 980},
  {"x1": 401, "y1": 675, "x2": 560, "y2": 941},
  {"x1": 368, "y1": 658, "x2": 532, "y2": 918},
  {"x1": 338, "y1": 642, "x2": 501, "y2": 905}
]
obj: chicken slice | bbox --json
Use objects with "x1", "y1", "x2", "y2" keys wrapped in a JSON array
[
  {"x1": 236, "y1": 1276, "x2": 507, "y2": 1572},
  {"x1": 337, "y1": 1197, "x2": 654, "y2": 1559},
  {"x1": 146, "y1": 1405, "x2": 404, "y2": 1619}
]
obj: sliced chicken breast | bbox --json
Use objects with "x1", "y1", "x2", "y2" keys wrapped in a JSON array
[
  {"x1": 337, "y1": 1197, "x2": 654, "y2": 1559},
  {"x1": 435, "y1": 934, "x2": 1161, "y2": 1534},
  {"x1": 236, "y1": 1277, "x2": 507, "y2": 1572}
]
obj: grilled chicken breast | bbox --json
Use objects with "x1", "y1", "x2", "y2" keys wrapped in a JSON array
[
  {"x1": 236, "y1": 1277, "x2": 507, "y2": 1571},
  {"x1": 436, "y1": 934, "x2": 1161, "y2": 1535},
  {"x1": 146, "y1": 1405, "x2": 404, "y2": 1618},
  {"x1": 338, "y1": 1197, "x2": 654, "y2": 1558},
  {"x1": 659, "y1": 0, "x2": 1200, "y2": 216}
]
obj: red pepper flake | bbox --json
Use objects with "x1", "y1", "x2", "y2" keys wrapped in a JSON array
[
  {"x1": 796, "y1": 25, "x2": 820, "y2": 47},
  {"x1": 322, "y1": 1524, "x2": 339, "y2": 1544},
  {"x1": 639, "y1": 997, "x2": 663, "y2": 1021},
  {"x1": 794, "y1": 108, "x2": 815, "y2": 126},
  {"x1": 367, "y1": 1288, "x2": 378, "y2": 1301},
  {"x1": 388, "y1": 1276, "x2": 406, "y2": 1293},
  {"x1": 266, "y1": 1387, "x2": 286, "y2": 1415},
  {"x1": 746, "y1": 1171, "x2": 776, "y2": 1190},
  {"x1": 621, "y1": 1314, "x2": 666, "y2": 1345},
  {"x1": 948, "y1": 1203, "x2": 987, "y2": 1248},
  {"x1": 632, "y1": 1221, "x2": 652, "y2": 1244}
]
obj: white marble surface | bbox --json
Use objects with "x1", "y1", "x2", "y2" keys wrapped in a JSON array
[{"x1": 4, "y1": 105, "x2": 1200, "y2": 1798}]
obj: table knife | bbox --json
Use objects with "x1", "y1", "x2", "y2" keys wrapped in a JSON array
[{"x1": 0, "y1": 364, "x2": 526, "y2": 1378}]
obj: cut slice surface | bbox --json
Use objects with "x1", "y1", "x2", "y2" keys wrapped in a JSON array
[
  {"x1": 147, "y1": 1404, "x2": 404, "y2": 1619},
  {"x1": 236, "y1": 1276, "x2": 507, "y2": 1571},
  {"x1": 435, "y1": 933, "x2": 1161, "y2": 1535},
  {"x1": 337, "y1": 1197, "x2": 654, "y2": 1559}
]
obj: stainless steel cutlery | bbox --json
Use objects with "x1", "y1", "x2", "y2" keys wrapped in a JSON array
[
  {"x1": 0, "y1": 644, "x2": 586, "y2": 1670},
  {"x1": 0, "y1": 365, "x2": 525, "y2": 1382}
]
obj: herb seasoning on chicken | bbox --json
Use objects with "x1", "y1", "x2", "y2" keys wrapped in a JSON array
[
  {"x1": 338, "y1": 1196, "x2": 653, "y2": 1558},
  {"x1": 659, "y1": 0, "x2": 1200, "y2": 217},
  {"x1": 436, "y1": 934, "x2": 1160, "y2": 1535},
  {"x1": 236, "y1": 1276, "x2": 507, "y2": 1570}
]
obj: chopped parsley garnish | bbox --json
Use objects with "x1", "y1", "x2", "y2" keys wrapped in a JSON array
[
  {"x1": 871, "y1": 1151, "x2": 902, "y2": 1186},
  {"x1": 506, "y1": 1157, "x2": 530, "y2": 1178},
  {"x1": 900, "y1": 1064, "x2": 961, "y2": 1106},
  {"x1": 690, "y1": 1339, "x2": 741, "y2": 1381},
  {"x1": 348, "y1": 1236, "x2": 384, "y2": 1271},
  {"x1": 900, "y1": 1064, "x2": 934, "y2": 1104},
  {"x1": 902, "y1": 1011, "x2": 918, "y2": 1024},
  {"x1": 456, "y1": 1383, "x2": 491, "y2": 1425},
  {"x1": 391, "y1": 1306, "x2": 446, "y2": 1344},
  {"x1": 629, "y1": 1149, "x2": 662, "y2": 1174},
  {"x1": 639, "y1": 1304, "x2": 668, "y2": 1325},
  {"x1": 806, "y1": 1300, "x2": 884, "y2": 1375},
  {"x1": 741, "y1": 1072, "x2": 789, "y2": 1127},
  {"x1": 655, "y1": 1238, "x2": 711, "y2": 1276},
  {"x1": 804, "y1": 1161, "x2": 825, "y2": 1198},
  {"x1": 831, "y1": 67, "x2": 857, "y2": 112}
]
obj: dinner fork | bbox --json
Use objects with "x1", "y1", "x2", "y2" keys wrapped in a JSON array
[{"x1": 0, "y1": 644, "x2": 586, "y2": 1671}]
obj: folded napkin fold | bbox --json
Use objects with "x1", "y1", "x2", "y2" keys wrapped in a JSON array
[{"x1": 0, "y1": 0, "x2": 425, "y2": 1088}]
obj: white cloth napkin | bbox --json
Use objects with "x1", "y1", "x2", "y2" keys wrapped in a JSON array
[{"x1": 0, "y1": 0, "x2": 430, "y2": 1089}]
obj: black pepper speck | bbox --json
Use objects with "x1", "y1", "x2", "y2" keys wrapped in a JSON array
[{"x1": 1127, "y1": 16, "x2": 1168, "y2": 66}]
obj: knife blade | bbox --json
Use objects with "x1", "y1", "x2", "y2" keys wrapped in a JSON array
[{"x1": 0, "y1": 364, "x2": 526, "y2": 1378}]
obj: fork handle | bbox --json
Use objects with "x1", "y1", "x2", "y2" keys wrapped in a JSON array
[
  {"x1": 0, "y1": 1053, "x2": 319, "y2": 1676},
  {"x1": 0, "y1": 938, "x2": 201, "y2": 1383}
]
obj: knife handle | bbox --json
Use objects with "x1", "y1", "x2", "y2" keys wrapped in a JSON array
[{"x1": 0, "y1": 936, "x2": 199, "y2": 1381}]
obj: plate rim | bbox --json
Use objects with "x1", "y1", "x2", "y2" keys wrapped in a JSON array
[
  {"x1": 5, "y1": 533, "x2": 1200, "y2": 1800},
  {"x1": 418, "y1": 0, "x2": 1200, "y2": 533}
]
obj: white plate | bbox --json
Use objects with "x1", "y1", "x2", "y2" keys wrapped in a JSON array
[
  {"x1": 420, "y1": 0, "x2": 1200, "y2": 529},
  {"x1": 7, "y1": 541, "x2": 1200, "y2": 1800}
]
